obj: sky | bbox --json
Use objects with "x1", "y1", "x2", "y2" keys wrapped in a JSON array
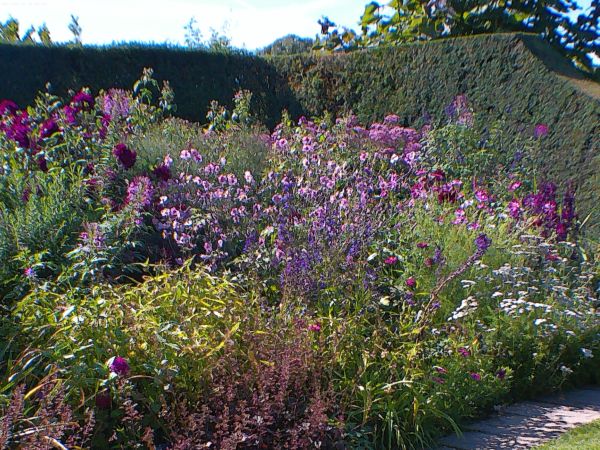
[{"x1": 0, "y1": 0, "x2": 595, "y2": 50}]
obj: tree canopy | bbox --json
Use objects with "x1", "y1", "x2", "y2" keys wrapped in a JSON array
[{"x1": 315, "y1": 0, "x2": 599, "y2": 73}]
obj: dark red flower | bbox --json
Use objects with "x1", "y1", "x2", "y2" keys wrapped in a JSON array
[
  {"x1": 153, "y1": 164, "x2": 171, "y2": 182},
  {"x1": 113, "y1": 143, "x2": 137, "y2": 170}
]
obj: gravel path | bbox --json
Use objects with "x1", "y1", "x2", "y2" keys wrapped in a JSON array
[{"x1": 435, "y1": 387, "x2": 600, "y2": 449}]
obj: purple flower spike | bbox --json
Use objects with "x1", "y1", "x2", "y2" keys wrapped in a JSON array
[{"x1": 474, "y1": 233, "x2": 492, "y2": 252}]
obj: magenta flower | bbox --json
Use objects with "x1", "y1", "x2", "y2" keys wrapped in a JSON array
[
  {"x1": 508, "y1": 181, "x2": 522, "y2": 192},
  {"x1": 534, "y1": 123, "x2": 549, "y2": 139},
  {"x1": 470, "y1": 372, "x2": 481, "y2": 381},
  {"x1": 417, "y1": 242, "x2": 429, "y2": 249},
  {"x1": 432, "y1": 376, "x2": 445, "y2": 384},
  {"x1": 0, "y1": 99, "x2": 18, "y2": 116},
  {"x1": 108, "y1": 356, "x2": 130, "y2": 376},
  {"x1": 39, "y1": 118, "x2": 60, "y2": 139},
  {"x1": 434, "y1": 366, "x2": 448, "y2": 374},
  {"x1": 384, "y1": 256, "x2": 398, "y2": 265},
  {"x1": 113, "y1": 143, "x2": 137, "y2": 169},
  {"x1": 308, "y1": 323, "x2": 321, "y2": 332},
  {"x1": 406, "y1": 277, "x2": 416, "y2": 289},
  {"x1": 458, "y1": 347, "x2": 470, "y2": 357},
  {"x1": 24, "y1": 267, "x2": 36, "y2": 278},
  {"x1": 71, "y1": 91, "x2": 95, "y2": 111}
]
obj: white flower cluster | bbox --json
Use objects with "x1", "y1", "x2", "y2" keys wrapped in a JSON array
[{"x1": 448, "y1": 296, "x2": 478, "y2": 321}]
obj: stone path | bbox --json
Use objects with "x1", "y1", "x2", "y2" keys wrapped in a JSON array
[{"x1": 435, "y1": 387, "x2": 600, "y2": 449}]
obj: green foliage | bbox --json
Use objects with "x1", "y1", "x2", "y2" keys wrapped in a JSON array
[
  {"x1": 316, "y1": 0, "x2": 599, "y2": 72},
  {"x1": 259, "y1": 34, "x2": 314, "y2": 56},
  {"x1": 0, "y1": 42, "x2": 302, "y2": 127},
  {"x1": 0, "y1": 18, "x2": 52, "y2": 45}
]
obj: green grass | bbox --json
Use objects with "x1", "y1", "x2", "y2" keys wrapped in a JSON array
[{"x1": 536, "y1": 420, "x2": 600, "y2": 449}]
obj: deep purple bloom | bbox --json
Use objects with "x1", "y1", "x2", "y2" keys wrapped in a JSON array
[
  {"x1": 95, "y1": 391, "x2": 111, "y2": 409},
  {"x1": 474, "y1": 233, "x2": 492, "y2": 252},
  {"x1": 113, "y1": 143, "x2": 137, "y2": 169},
  {"x1": 153, "y1": 164, "x2": 171, "y2": 182},
  {"x1": 0, "y1": 99, "x2": 18, "y2": 116},
  {"x1": 108, "y1": 356, "x2": 130, "y2": 376},
  {"x1": 534, "y1": 123, "x2": 549, "y2": 139},
  {"x1": 496, "y1": 368, "x2": 506, "y2": 380},
  {"x1": 24, "y1": 267, "x2": 36, "y2": 278},
  {"x1": 417, "y1": 242, "x2": 429, "y2": 249},
  {"x1": 39, "y1": 118, "x2": 60, "y2": 139},
  {"x1": 406, "y1": 277, "x2": 416, "y2": 289},
  {"x1": 71, "y1": 91, "x2": 95, "y2": 110},
  {"x1": 36, "y1": 156, "x2": 48, "y2": 172},
  {"x1": 470, "y1": 372, "x2": 482, "y2": 381}
]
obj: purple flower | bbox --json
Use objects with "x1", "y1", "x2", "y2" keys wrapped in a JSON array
[
  {"x1": 71, "y1": 91, "x2": 95, "y2": 111},
  {"x1": 39, "y1": 118, "x2": 60, "y2": 139},
  {"x1": 417, "y1": 242, "x2": 429, "y2": 249},
  {"x1": 534, "y1": 123, "x2": 549, "y2": 139},
  {"x1": 434, "y1": 366, "x2": 448, "y2": 374},
  {"x1": 406, "y1": 277, "x2": 416, "y2": 289},
  {"x1": 36, "y1": 156, "x2": 48, "y2": 172},
  {"x1": 496, "y1": 368, "x2": 506, "y2": 380},
  {"x1": 432, "y1": 376, "x2": 445, "y2": 384},
  {"x1": 0, "y1": 99, "x2": 18, "y2": 116},
  {"x1": 458, "y1": 347, "x2": 470, "y2": 357},
  {"x1": 113, "y1": 143, "x2": 137, "y2": 169},
  {"x1": 474, "y1": 233, "x2": 492, "y2": 252},
  {"x1": 24, "y1": 267, "x2": 36, "y2": 278},
  {"x1": 125, "y1": 176, "x2": 154, "y2": 209},
  {"x1": 153, "y1": 164, "x2": 171, "y2": 182},
  {"x1": 108, "y1": 356, "x2": 130, "y2": 376},
  {"x1": 470, "y1": 372, "x2": 481, "y2": 381}
]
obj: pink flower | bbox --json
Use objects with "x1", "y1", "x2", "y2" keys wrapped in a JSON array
[
  {"x1": 308, "y1": 323, "x2": 321, "y2": 332},
  {"x1": 534, "y1": 123, "x2": 549, "y2": 139},
  {"x1": 470, "y1": 372, "x2": 481, "y2": 381},
  {"x1": 508, "y1": 181, "x2": 522, "y2": 192},
  {"x1": 434, "y1": 366, "x2": 447, "y2": 374},
  {"x1": 384, "y1": 256, "x2": 398, "y2": 265},
  {"x1": 406, "y1": 277, "x2": 416, "y2": 289}
]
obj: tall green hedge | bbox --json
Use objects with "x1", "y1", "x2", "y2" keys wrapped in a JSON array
[
  {"x1": 0, "y1": 44, "x2": 301, "y2": 127},
  {"x1": 0, "y1": 35, "x2": 598, "y2": 232},
  {"x1": 272, "y1": 33, "x2": 600, "y2": 235}
]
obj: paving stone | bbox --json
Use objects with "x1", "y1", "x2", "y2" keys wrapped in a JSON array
[
  {"x1": 537, "y1": 389, "x2": 600, "y2": 410},
  {"x1": 434, "y1": 388, "x2": 600, "y2": 449}
]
